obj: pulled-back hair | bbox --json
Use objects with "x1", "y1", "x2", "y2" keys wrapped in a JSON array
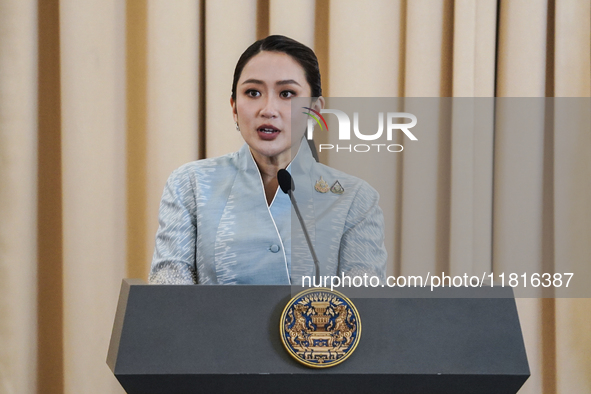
[{"x1": 231, "y1": 35, "x2": 322, "y2": 100}]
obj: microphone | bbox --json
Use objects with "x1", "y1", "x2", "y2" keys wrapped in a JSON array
[
  {"x1": 277, "y1": 169, "x2": 294, "y2": 194},
  {"x1": 277, "y1": 169, "x2": 320, "y2": 280}
]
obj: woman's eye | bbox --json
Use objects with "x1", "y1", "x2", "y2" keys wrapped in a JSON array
[
  {"x1": 280, "y1": 90, "x2": 296, "y2": 98},
  {"x1": 245, "y1": 89, "x2": 260, "y2": 98}
]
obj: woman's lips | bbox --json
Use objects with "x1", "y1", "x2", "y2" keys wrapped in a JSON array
[{"x1": 257, "y1": 125, "x2": 280, "y2": 140}]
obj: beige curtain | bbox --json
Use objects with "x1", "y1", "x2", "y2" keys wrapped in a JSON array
[{"x1": 0, "y1": 0, "x2": 589, "y2": 393}]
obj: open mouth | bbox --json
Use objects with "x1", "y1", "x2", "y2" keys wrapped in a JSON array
[
  {"x1": 257, "y1": 125, "x2": 281, "y2": 140},
  {"x1": 258, "y1": 125, "x2": 280, "y2": 134}
]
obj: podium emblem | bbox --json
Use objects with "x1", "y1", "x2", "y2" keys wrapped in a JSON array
[{"x1": 280, "y1": 288, "x2": 361, "y2": 368}]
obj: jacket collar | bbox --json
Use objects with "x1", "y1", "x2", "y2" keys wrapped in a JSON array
[{"x1": 236, "y1": 137, "x2": 315, "y2": 176}]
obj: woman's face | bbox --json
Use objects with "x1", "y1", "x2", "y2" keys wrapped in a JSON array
[{"x1": 231, "y1": 51, "x2": 317, "y2": 166}]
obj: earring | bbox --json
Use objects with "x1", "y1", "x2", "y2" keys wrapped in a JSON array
[{"x1": 235, "y1": 122, "x2": 240, "y2": 131}]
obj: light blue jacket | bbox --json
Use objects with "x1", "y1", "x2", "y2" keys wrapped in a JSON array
[{"x1": 149, "y1": 141, "x2": 387, "y2": 285}]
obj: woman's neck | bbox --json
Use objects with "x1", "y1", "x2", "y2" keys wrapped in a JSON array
[{"x1": 250, "y1": 149, "x2": 292, "y2": 206}]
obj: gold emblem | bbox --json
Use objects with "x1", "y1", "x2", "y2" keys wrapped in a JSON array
[
  {"x1": 330, "y1": 180, "x2": 344, "y2": 194},
  {"x1": 314, "y1": 176, "x2": 330, "y2": 193},
  {"x1": 279, "y1": 288, "x2": 361, "y2": 368}
]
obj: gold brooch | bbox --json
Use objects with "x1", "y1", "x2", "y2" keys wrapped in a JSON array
[
  {"x1": 314, "y1": 176, "x2": 329, "y2": 193},
  {"x1": 280, "y1": 288, "x2": 361, "y2": 368}
]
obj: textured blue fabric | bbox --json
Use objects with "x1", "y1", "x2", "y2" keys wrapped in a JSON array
[{"x1": 149, "y1": 140, "x2": 387, "y2": 285}]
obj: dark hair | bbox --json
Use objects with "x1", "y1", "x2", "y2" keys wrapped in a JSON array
[{"x1": 231, "y1": 35, "x2": 322, "y2": 100}]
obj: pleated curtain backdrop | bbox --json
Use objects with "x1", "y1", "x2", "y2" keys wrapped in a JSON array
[{"x1": 0, "y1": 0, "x2": 589, "y2": 393}]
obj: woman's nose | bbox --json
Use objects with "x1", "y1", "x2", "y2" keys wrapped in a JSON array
[{"x1": 260, "y1": 96, "x2": 279, "y2": 118}]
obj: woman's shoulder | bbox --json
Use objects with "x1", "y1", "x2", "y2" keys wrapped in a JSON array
[
  {"x1": 170, "y1": 151, "x2": 241, "y2": 178},
  {"x1": 306, "y1": 162, "x2": 383, "y2": 231},
  {"x1": 160, "y1": 152, "x2": 242, "y2": 196}
]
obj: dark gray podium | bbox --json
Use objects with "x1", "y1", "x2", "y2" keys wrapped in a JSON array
[{"x1": 107, "y1": 279, "x2": 529, "y2": 394}]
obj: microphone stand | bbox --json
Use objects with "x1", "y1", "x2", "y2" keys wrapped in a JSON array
[{"x1": 277, "y1": 169, "x2": 320, "y2": 281}]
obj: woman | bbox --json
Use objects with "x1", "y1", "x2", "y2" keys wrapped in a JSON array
[{"x1": 149, "y1": 35, "x2": 386, "y2": 285}]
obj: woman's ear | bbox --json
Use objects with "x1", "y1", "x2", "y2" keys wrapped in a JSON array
[
  {"x1": 230, "y1": 96, "x2": 238, "y2": 123},
  {"x1": 312, "y1": 96, "x2": 325, "y2": 112}
]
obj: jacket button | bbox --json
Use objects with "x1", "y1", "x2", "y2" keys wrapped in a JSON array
[{"x1": 270, "y1": 244, "x2": 280, "y2": 253}]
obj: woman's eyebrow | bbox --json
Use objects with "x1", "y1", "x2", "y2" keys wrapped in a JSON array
[
  {"x1": 276, "y1": 79, "x2": 301, "y2": 86},
  {"x1": 241, "y1": 79, "x2": 301, "y2": 87},
  {"x1": 241, "y1": 78, "x2": 264, "y2": 85}
]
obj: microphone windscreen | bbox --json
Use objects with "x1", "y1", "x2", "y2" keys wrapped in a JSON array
[{"x1": 277, "y1": 169, "x2": 295, "y2": 194}]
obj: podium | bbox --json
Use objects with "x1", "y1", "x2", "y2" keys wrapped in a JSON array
[{"x1": 107, "y1": 279, "x2": 529, "y2": 394}]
